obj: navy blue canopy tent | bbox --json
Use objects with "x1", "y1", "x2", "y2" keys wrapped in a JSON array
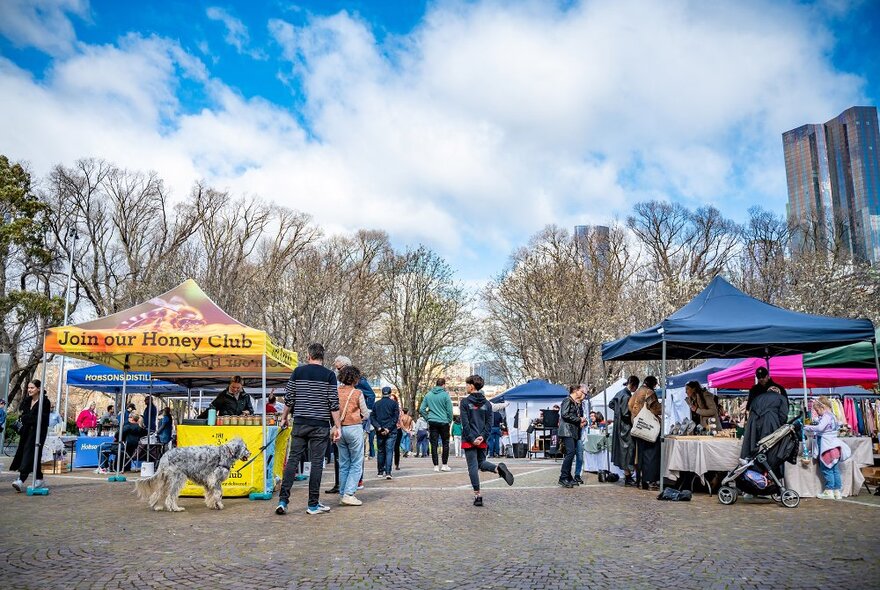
[
  {"x1": 599, "y1": 276, "x2": 877, "y2": 493},
  {"x1": 490, "y1": 379, "x2": 568, "y2": 403},
  {"x1": 68, "y1": 366, "x2": 186, "y2": 395},
  {"x1": 601, "y1": 276, "x2": 876, "y2": 362}
]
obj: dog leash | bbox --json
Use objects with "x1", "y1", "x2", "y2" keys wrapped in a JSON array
[{"x1": 234, "y1": 426, "x2": 288, "y2": 474}]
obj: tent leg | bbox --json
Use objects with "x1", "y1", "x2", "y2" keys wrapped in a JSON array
[
  {"x1": 27, "y1": 346, "x2": 50, "y2": 496},
  {"x1": 63, "y1": 384, "x2": 70, "y2": 428},
  {"x1": 110, "y1": 368, "x2": 128, "y2": 482},
  {"x1": 601, "y1": 361, "x2": 610, "y2": 480},
  {"x1": 873, "y1": 339, "x2": 880, "y2": 396},
  {"x1": 250, "y1": 351, "x2": 272, "y2": 501},
  {"x1": 659, "y1": 338, "x2": 667, "y2": 494},
  {"x1": 802, "y1": 366, "x2": 808, "y2": 421}
]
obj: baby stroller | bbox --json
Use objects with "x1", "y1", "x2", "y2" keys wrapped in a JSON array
[{"x1": 717, "y1": 416, "x2": 802, "y2": 508}]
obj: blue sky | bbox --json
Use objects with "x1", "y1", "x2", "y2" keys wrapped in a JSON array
[{"x1": 1, "y1": 0, "x2": 879, "y2": 283}]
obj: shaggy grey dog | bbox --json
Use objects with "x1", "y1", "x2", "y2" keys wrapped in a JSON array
[{"x1": 135, "y1": 437, "x2": 250, "y2": 511}]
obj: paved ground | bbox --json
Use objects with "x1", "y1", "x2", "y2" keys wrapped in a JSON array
[{"x1": 1, "y1": 455, "x2": 879, "y2": 590}]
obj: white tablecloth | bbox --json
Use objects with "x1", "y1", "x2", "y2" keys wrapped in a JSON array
[
  {"x1": 662, "y1": 436, "x2": 874, "y2": 497},
  {"x1": 584, "y1": 451, "x2": 625, "y2": 476},
  {"x1": 784, "y1": 437, "x2": 873, "y2": 498}
]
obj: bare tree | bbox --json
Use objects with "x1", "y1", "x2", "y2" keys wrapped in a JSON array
[
  {"x1": 381, "y1": 247, "x2": 472, "y2": 414},
  {"x1": 483, "y1": 224, "x2": 638, "y2": 387},
  {"x1": 43, "y1": 160, "x2": 212, "y2": 316}
]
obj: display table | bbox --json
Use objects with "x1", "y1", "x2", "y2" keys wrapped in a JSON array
[
  {"x1": 662, "y1": 436, "x2": 873, "y2": 497},
  {"x1": 582, "y1": 432, "x2": 624, "y2": 476},
  {"x1": 784, "y1": 437, "x2": 873, "y2": 498},
  {"x1": 177, "y1": 425, "x2": 291, "y2": 498},
  {"x1": 72, "y1": 436, "x2": 114, "y2": 468}
]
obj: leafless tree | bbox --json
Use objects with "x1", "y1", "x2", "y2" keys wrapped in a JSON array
[{"x1": 381, "y1": 247, "x2": 472, "y2": 414}]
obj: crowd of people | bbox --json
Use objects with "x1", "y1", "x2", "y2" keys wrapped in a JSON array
[{"x1": 275, "y1": 343, "x2": 516, "y2": 515}]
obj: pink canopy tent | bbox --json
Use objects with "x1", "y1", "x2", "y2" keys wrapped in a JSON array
[{"x1": 708, "y1": 355, "x2": 878, "y2": 389}]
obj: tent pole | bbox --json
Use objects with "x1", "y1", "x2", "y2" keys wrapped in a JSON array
[
  {"x1": 30, "y1": 346, "x2": 50, "y2": 492},
  {"x1": 802, "y1": 365, "x2": 808, "y2": 420},
  {"x1": 63, "y1": 384, "x2": 70, "y2": 428},
  {"x1": 872, "y1": 339, "x2": 880, "y2": 396},
  {"x1": 263, "y1": 353, "x2": 269, "y2": 495},
  {"x1": 115, "y1": 367, "x2": 128, "y2": 478},
  {"x1": 659, "y1": 338, "x2": 667, "y2": 494},
  {"x1": 601, "y1": 361, "x2": 611, "y2": 478},
  {"x1": 198, "y1": 389, "x2": 203, "y2": 417}
]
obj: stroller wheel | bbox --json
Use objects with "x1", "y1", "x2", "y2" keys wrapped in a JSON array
[
  {"x1": 780, "y1": 489, "x2": 800, "y2": 508},
  {"x1": 718, "y1": 486, "x2": 738, "y2": 505}
]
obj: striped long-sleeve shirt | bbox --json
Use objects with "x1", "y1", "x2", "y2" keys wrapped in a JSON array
[{"x1": 284, "y1": 363, "x2": 339, "y2": 427}]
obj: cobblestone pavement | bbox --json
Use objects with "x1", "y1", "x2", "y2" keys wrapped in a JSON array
[{"x1": 1, "y1": 456, "x2": 878, "y2": 590}]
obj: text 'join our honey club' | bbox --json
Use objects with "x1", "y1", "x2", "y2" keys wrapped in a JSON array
[{"x1": 56, "y1": 331, "x2": 255, "y2": 351}]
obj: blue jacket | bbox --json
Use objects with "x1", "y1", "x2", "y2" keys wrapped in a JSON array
[
  {"x1": 356, "y1": 377, "x2": 376, "y2": 410},
  {"x1": 370, "y1": 396, "x2": 399, "y2": 433},
  {"x1": 157, "y1": 415, "x2": 173, "y2": 444}
]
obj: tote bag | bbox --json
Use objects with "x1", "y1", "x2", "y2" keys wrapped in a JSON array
[{"x1": 631, "y1": 404, "x2": 661, "y2": 442}]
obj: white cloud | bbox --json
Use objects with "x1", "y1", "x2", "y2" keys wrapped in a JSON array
[
  {"x1": 206, "y1": 6, "x2": 266, "y2": 60},
  {"x1": 0, "y1": 0, "x2": 867, "y2": 281},
  {"x1": 0, "y1": 0, "x2": 89, "y2": 56}
]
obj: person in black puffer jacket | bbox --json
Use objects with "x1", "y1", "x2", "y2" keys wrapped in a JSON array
[
  {"x1": 558, "y1": 384, "x2": 586, "y2": 487},
  {"x1": 459, "y1": 375, "x2": 514, "y2": 506}
]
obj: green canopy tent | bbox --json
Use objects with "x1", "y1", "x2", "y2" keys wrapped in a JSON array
[{"x1": 803, "y1": 329, "x2": 880, "y2": 370}]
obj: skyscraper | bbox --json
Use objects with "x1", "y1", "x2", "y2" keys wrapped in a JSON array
[
  {"x1": 573, "y1": 224, "x2": 610, "y2": 267},
  {"x1": 783, "y1": 106, "x2": 880, "y2": 263}
]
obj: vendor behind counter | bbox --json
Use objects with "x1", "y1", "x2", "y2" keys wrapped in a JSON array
[{"x1": 199, "y1": 375, "x2": 255, "y2": 417}]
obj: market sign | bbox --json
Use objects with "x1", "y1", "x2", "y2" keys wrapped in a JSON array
[{"x1": 44, "y1": 279, "x2": 296, "y2": 374}]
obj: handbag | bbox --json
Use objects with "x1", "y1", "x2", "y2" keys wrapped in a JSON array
[
  {"x1": 631, "y1": 403, "x2": 661, "y2": 442},
  {"x1": 10, "y1": 418, "x2": 23, "y2": 434}
]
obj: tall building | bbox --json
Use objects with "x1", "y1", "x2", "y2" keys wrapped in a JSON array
[
  {"x1": 574, "y1": 224, "x2": 610, "y2": 267},
  {"x1": 783, "y1": 106, "x2": 880, "y2": 263}
]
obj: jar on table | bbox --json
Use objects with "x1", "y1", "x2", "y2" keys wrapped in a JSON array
[{"x1": 216, "y1": 416, "x2": 224, "y2": 426}]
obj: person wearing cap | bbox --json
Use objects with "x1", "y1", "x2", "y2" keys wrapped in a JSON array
[
  {"x1": 740, "y1": 366, "x2": 789, "y2": 478},
  {"x1": 371, "y1": 386, "x2": 400, "y2": 479},
  {"x1": 746, "y1": 366, "x2": 786, "y2": 413}
]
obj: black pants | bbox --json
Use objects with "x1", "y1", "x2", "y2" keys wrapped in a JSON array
[
  {"x1": 635, "y1": 436, "x2": 661, "y2": 485},
  {"x1": 464, "y1": 446, "x2": 496, "y2": 492},
  {"x1": 279, "y1": 423, "x2": 330, "y2": 507},
  {"x1": 560, "y1": 436, "x2": 578, "y2": 482},
  {"x1": 328, "y1": 441, "x2": 339, "y2": 487},
  {"x1": 394, "y1": 428, "x2": 402, "y2": 468},
  {"x1": 428, "y1": 422, "x2": 450, "y2": 466}
]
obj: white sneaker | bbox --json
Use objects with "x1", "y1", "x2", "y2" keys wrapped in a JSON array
[
  {"x1": 12, "y1": 479, "x2": 23, "y2": 493},
  {"x1": 833, "y1": 490, "x2": 842, "y2": 500},
  {"x1": 816, "y1": 490, "x2": 835, "y2": 500},
  {"x1": 440, "y1": 465, "x2": 451, "y2": 472},
  {"x1": 34, "y1": 479, "x2": 44, "y2": 489},
  {"x1": 433, "y1": 465, "x2": 440, "y2": 472},
  {"x1": 341, "y1": 494, "x2": 363, "y2": 506}
]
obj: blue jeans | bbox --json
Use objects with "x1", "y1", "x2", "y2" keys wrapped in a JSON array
[
  {"x1": 488, "y1": 427, "x2": 501, "y2": 457},
  {"x1": 574, "y1": 439, "x2": 584, "y2": 477},
  {"x1": 376, "y1": 431, "x2": 396, "y2": 475},
  {"x1": 819, "y1": 460, "x2": 842, "y2": 491},
  {"x1": 401, "y1": 432, "x2": 412, "y2": 454},
  {"x1": 338, "y1": 425, "x2": 365, "y2": 497},
  {"x1": 416, "y1": 431, "x2": 428, "y2": 456}
]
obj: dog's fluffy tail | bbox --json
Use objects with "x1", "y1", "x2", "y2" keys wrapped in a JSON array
[{"x1": 135, "y1": 470, "x2": 166, "y2": 504}]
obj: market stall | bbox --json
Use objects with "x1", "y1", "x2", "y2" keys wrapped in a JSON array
[
  {"x1": 65, "y1": 366, "x2": 189, "y2": 467},
  {"x1": 42, "y1": 279, "x2": 297, "y2": 498},
  {"x1": 601, "y1": 275, "x2": 877, "y2": 495}
]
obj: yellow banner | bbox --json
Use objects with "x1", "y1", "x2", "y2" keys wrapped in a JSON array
[{"x1": 177, "y1": 425, "x2": 290, "y2": 498}]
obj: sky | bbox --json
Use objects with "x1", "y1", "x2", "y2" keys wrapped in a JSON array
[{"x1": 1, "y1": 0, "x2": 879, "y2": 284}]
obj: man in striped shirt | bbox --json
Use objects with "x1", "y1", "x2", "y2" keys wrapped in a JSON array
[{"x1": 276, "y1": 343, "x2": 341, "y2": 516}]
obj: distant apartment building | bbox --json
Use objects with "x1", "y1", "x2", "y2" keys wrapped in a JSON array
[{"x1": 783, "y1": 106, "x2": 880, "y2": 263}]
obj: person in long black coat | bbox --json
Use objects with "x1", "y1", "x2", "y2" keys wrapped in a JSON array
[
  {"x1": 740, "y1": 382, "x2": 789, "y2": 478},
  {"x1": 608, "y1": 376, "x2": 639, "y2": 485},
  {"x1": 11, "y1": 379, "x2": 51, "y2": 492}
]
